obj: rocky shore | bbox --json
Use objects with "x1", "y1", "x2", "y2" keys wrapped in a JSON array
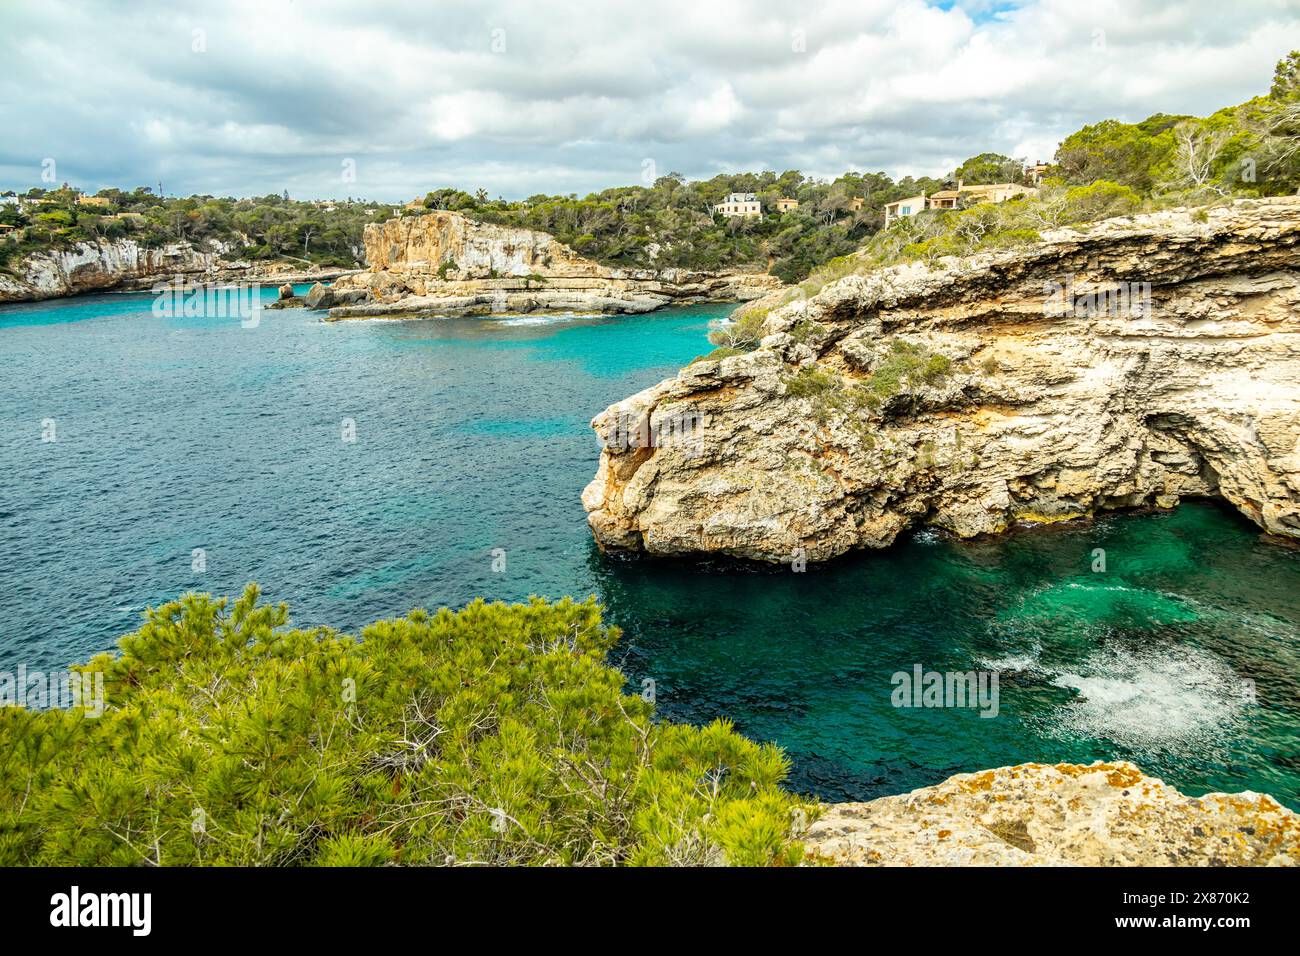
[
  {"x1": 0, "y1": 236, "x2": 360, "y2": 303},
  {"x1": 583, "y1": 197, "x2": 1300, "y2": 562},
  {"x1": 324, "y1": 210, "x2": 782, "y2": 319},
  {"x1": 806, "y1": 761, "x2": 1299, "y2": 866}
]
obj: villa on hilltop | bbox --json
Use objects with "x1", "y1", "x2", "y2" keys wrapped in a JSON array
[{"x1": 714, "y1": 192, "x2": 762, "y2": 219}]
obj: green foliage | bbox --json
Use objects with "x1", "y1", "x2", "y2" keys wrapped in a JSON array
[
  {"x1": 1, "y1": 188, "x2": 394, "y2": 272},
  {"x1": 952, "y1": 152, "x2": 1025, "y2": 186},
  {"x1": 0, "y1": 587, "x2": 812, "y2": 866},
  {"x1": 1273, "y1": 51, "x2": 1300, "y2": 100},
  {"x1": 782, "y1": 341, "x2": 952, "y2": 431},
  {"x1": 1055, "y1": 53, "x2": 1300, "y2": 197},
  {"x1": 707, "y1": 305, "x2": 768, "y2": 351},
  {"x1": 867, "y1": 340, "x2": 952, "y2": 403},
  {"x1": 1056, "y1": 117, "x2": 1184, "y2": 192},
  {"x1": 1059, "y1": 180, "x2": 1142, "y2": 221},
  {"x1": 783, "y1": 364, "x2": 841, "y2": 399},
  {"x1": 789, "y1": 318, "x2": 827, "y2": 344}
]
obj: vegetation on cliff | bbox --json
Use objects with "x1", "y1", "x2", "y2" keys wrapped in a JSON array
[
  {"x1": 0, "y1": 188, "x2": 395, "y2": 273},
  {"x1": 0, "y1": 586, "x2": 810, "y2": 866}
]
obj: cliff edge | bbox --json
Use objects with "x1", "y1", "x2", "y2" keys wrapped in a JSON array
[{"x1": 583, "y1": 197, "x2": 1300, "y2": 562}]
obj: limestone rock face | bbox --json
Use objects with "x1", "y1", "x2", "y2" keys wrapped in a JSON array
[
  {"x1": 804, "y1": 761, "x2": 1300, "y2": 866},
  {"x1": 583, "y1": 197, "x2": 1300, "y2": 561},
  {"x1": 0, "y1": 237, "x2": 361, "y2": 303},
  {"x1": 327, "y1": 211, "x2": 782, "y2": 319},
  {"x1": 0, "y1": 239, "x2": 229, "y2": 302}
]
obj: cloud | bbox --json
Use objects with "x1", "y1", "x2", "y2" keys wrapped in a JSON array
[{"x1": 0, "y1": 0, "x2": 1296, "y2": 200}]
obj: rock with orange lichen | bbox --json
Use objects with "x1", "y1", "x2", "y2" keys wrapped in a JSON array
[{"x1": 802, "y1": 760, "x2": 1300, "y2": 866}]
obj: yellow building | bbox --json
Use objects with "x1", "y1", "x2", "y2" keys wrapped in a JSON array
[
  {"x1": 926, "y1": 181, "x2": 1037, "y2": 210},
  {"x1": 775, "y1": 197, "x2": 800, "y2": 212}
]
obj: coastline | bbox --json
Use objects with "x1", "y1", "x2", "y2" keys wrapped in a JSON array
[{"x1": 0, "y1": 234, "x2": 365, "y2": 305}]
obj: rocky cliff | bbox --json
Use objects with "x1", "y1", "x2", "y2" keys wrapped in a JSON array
[
  {"x1": 805, "y1": 761, "x2": 1299, "y2": 866},
  {"x1": 583, "y1": 197, "x2": 1300, "y2": 562},
  {"x1": 0, "y1": 238, "x2": 230, "y2": 302},
  {"x1": 0, "y1": 237, "x2": 358, "y2": 303},
  {"x1": 327, "y1": 211, "x2": 782, "y2": 319}
]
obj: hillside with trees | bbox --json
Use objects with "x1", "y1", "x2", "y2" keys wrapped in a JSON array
[{"x1": 0, "y1": 188, "x2": 396, "y2": 272}]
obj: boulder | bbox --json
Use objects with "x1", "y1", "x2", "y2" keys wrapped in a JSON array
[
  {"x1": 303, "y1": 282, "x2": 335, "y2": 310},
  {"x1": 804, "y1": 761, "x2": 1300, "y2": 866}
]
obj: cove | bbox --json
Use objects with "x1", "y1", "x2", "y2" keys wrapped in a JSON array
[{"x1": 1, "y1": 288, "x2": 1297, "y2": 809}]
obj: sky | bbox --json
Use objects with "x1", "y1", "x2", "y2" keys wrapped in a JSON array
[{"x1": 1, "y1": 0, "x2": 1297, "y2": 202}]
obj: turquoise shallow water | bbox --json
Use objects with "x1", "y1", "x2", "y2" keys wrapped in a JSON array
[{"x1": 2, "y1": 288, "x2": 1298, "y2": 807}]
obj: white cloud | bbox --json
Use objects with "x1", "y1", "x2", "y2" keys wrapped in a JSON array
[{"x1": 0, "y1": 0, "x2": 1296, "y2": 199}]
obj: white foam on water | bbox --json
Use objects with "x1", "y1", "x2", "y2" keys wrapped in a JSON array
[
  {"x1": 978, "y1": 651, "x2": 1041, "y2": 672},
  {"x1": 1046, "y1": 643, "x2": 1247, "y2": 753},
  {"x1": 491, "y1": 314, "x2": 577, "y2": 326}
]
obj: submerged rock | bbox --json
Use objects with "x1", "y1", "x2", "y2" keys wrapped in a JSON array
[
  {"x1": 804, "y1": 760, "x2": 1299, "y2": 866},
  {"x1": 583, "y1": 197, "x2": 1300, "y2": 562},
  {"x1": 325, "y1": 210, "x2": 782, "y2": 320}
]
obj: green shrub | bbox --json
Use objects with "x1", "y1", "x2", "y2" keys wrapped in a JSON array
[
  {"x1": 0, "y1": 586, "x2": 811, "y2": 866},
  {"x1": 783, "y1": 365, "x2": 840, "y2": 399},
  {"x1": 867, "y1": 341, "x2": 952, "y2": 402},
  {"x1": 1061, "y1": 180, "x2": 1142, "y2": 223},
  {"x1": 707, "y1": 306, "x2": 768, "y2": 351}
]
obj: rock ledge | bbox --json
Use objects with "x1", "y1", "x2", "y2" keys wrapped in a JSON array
[{"x1": 805, "y1": 761, "x2": 1299, "y2": 866}]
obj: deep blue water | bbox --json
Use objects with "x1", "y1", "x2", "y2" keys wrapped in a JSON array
[{"x1": 2, "y1": 287, "x2": 1298, "y2": 807}]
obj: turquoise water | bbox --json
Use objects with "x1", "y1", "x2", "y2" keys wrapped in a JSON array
[{"x1": 2, "y1": 288, "x2": 1298, "y2": 807}]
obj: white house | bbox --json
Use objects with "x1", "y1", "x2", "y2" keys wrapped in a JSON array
[
  {"x1": 713, "y1": 192, "x2": 762, "y2": 219},
  {"x1": 883, "y1": 194, "x2": 926, "y2": 228}
]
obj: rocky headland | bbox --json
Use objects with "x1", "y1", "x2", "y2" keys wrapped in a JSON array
[
  {"x1": 805, "y1": 761, "x2": 1299, "y2": 866},
  {"x1": 0, "y1": 236, "x2": 359, "y2": 303},
  {"x1": 325, "y1": 210, "x2": 782, "y2": 320},
  {"x1": 583, "y1": 197, "x2": 1300, "y2": 562}
]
